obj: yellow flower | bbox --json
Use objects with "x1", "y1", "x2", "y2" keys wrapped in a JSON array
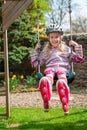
[
  {"x1": 13, "y1": 74, "x2": 16, "y2": 78},
  {"x1": 11, "y1": 74, "x2": 16, "y2": 80},
  {"x1": 40, "y1": 34, "x2": 47, "y2": 39},
  {"x1": 39, "y1": 23, "x2": 44, "y2": 26},
  {"x1": 33, "y1": 27, "x2": 37, "y2": 32},
  {"x1": 11, "y1": 77, "x2": 14, "y2": 80},
  {"x1": 20, "y1": 75, "x2": 24, "y2": 79},
  {"x1": 39, "y1": 29, "x2": 43, "y2": 33}
]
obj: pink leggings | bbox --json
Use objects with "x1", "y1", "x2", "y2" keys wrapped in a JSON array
[{"x1": 39, "y1": 67, "x2": 70, "y2": 111}]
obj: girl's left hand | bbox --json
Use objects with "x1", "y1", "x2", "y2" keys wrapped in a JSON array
[
  {"x1": 69, "y1": 40, "x2": 79, "y2": 47},
  {"x1": 35, "y1": 43, "x2": 41, "y2": 50}
]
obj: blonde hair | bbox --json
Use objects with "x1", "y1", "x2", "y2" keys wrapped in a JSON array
[{"x1": 43, "y1": 41, "x2": 64, "y2": 57}]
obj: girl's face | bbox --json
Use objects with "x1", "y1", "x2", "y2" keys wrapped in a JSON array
[{"x1": 48, "y1": 32, "x2": 62, "y2": 48}]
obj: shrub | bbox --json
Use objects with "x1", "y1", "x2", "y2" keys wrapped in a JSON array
[{"x1": 25, "y1": 75, "x2": 37, "y2": 87}]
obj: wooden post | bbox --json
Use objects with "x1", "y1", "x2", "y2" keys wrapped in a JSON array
[
  {"x1": 4, "y1": 0, "x2": 6, "y2": 4},
  {"x1": 3, "y1": 30, "x2": 10, "y2": 117}
]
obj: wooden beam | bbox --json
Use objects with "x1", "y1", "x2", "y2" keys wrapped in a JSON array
[{"x1": 2, "y1": 0, "x2": 33, "y2": 31}]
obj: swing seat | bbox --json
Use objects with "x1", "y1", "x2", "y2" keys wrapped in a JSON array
[
  {"x1": 66, "y1": 70, "x2": 76, "y2": 84},
  {"x1": 37, "y1": 72, "x2": 44, "y2": 79},
  {"x1": 37, "y1": 70, "x2": 76, "y2": 84}
]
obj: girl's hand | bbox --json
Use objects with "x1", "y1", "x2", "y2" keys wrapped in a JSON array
[
  {"x1": 69, "y1": 40, "x2": 79, "y2": 47},
  {"x1": 35, "y1": 43, "x2": 41, "y2": 50}
]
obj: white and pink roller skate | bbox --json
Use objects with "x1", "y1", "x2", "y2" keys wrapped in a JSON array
[
  {"x1": 56, "y1": 79, "x2": 70, "y2": 115},
  {"x1": 39, "y1": 77, "x2": 52, "y2": 112}
]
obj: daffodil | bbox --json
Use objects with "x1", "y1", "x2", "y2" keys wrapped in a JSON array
[
  {"x1": 11, "y1": 74, "x2": 16, "y2": 80},
  {"x1": 39, "y1": 23, "x2": 44, "y2": 26},
  {"x1": 13, "y1": 74, "x2": 16, "y2": 78},
  {"x1": 33, "y1": 27, "x2": 37, "y2": 32},
  {"x1": 20, "y1": 75, "x2": 24, "y2": 79}
]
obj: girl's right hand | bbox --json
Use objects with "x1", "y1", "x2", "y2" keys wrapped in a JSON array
[
  {"x1": 35, "y1": 43, "x2": 41, "y2": 50},
  {"x1": 69, "y1": 40, "x2": 79, "y2": 47}
]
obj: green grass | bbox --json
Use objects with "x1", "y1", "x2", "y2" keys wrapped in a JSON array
[{"x1": 0, "y1": 108, "x2": 87, "y2": 130}]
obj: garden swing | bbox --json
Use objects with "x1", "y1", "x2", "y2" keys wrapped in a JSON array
[{"x1": 36, "y1": 0, "x2": 76, "y2": 84}]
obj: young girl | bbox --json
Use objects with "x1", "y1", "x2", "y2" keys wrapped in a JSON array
[{"x1": 30, "y1": 24, "x2": 84, "y2": 115}]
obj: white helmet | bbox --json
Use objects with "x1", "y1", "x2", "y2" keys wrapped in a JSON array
[{"x1": 46, "y1": 24, "x2": 63, "y2": 35}]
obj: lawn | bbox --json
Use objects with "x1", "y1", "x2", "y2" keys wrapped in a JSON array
[{"x1": 0, "y1": 108, "x2": 87, "y2": 130}]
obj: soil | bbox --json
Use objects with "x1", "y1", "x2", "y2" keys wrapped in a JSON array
[{"x1": 0, "y1": 86, "x2": 87, "y2": 109}]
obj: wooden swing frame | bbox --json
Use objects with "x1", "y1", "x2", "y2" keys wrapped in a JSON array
[{"x1": 0, "y1": 0, "x2": 33, "y2": 118}]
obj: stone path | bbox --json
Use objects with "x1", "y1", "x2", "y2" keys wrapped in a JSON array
[{"x1": 0, "y1": 88, "x2": 87, "y2": 108}]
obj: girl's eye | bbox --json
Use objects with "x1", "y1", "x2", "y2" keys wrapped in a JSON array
[{"x1": 51, "y1": 36, "x2": 54, "y2": 39}]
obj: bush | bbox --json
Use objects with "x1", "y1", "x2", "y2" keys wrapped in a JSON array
[
  {"x1": 25, "y1": 74, "x2": 38, "y2": 87},
  {"x1": 9, "y1": 45, "x2": 31, "y2": 64}
]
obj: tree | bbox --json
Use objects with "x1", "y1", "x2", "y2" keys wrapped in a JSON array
[
  {"x1": 72, "y1": 15, "x2": 87, "y2": 33},
  {"x1": 27, "y1": 0, "x2": 51, "y2": 26},
  {"x1": 45, "y1": 0, "x2": 68, "y2": 26}
]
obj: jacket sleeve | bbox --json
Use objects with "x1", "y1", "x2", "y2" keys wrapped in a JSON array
[
  {"x1": 30, "y1": 50, "x2": 39, "y2": 67},
  {"x1": 71, "y1": 44, "x2": 84, "y2": 63},
  {"x1": 30, "y1": 50, "x2": 46, "y2": 67}
]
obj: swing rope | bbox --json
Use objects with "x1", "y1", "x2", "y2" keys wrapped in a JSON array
[
  {"x1": 37, "y1": 0, "x2": 41, "y2": 74},
  {"x1": 68, "y1": 0, "x2": 74, "y2": 73},
  {"x1": 36, "y1": 0, "x2": 44, "y2": 78}
]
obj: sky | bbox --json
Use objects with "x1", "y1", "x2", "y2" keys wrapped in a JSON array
[
  {"x1": 72, "y1": 0, "x2": 87, "y2": 17},
  {"x1": 63, "y1": 0, "x2": 87, "y2": 31},
  {"x1": 45, "y1": 0, "x2": 87, "y2": 31}
]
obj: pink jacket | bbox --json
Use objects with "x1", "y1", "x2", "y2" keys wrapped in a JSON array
[{"x1": 30, "y1": 44, "x2": 84, "y2": 71}]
